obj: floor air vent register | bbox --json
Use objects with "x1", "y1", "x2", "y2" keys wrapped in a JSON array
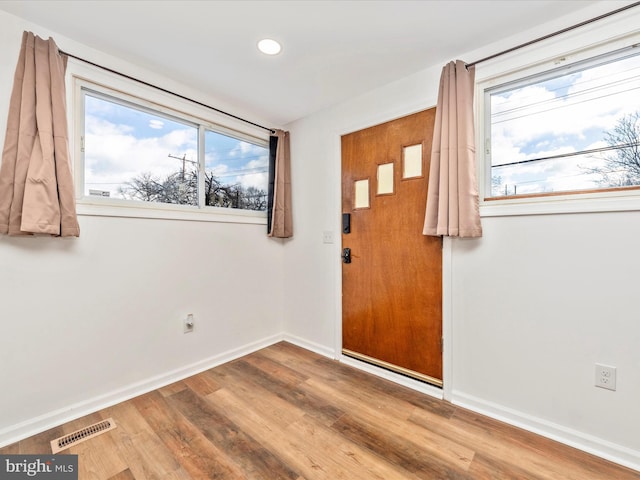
[{"x1": 50, "y1": 418, "x2": 117, "y2": 453}]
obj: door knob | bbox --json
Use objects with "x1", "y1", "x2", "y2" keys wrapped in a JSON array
[{"x1": 342, "y1": 247, "x2": 351, "y2": 264}]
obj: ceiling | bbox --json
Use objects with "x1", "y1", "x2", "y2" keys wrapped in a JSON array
[{"x1": 0, "y1": 1, "x2": 607, "y2": 126}]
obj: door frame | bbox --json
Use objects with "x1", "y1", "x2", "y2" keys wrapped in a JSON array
[{"x1": 331, "y1": 113, "x2": 453, "y2": 401}]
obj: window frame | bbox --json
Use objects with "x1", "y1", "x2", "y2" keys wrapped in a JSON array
[
  {"x1": 67, "y1": 60, "x2": 270, "y2": 225},
  {"x1": 476, "y1": 29, "x2": 640, "y2": 217}
]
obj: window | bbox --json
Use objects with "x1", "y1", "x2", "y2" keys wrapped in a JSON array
[
  {"x1": 204, "y1": 130, "x2": 268, "y2": 211},
  {"x1": 83, "y1": 91, "x2": 199, "y2": 205},
  {"x1": 76, "y1": 80, "x2": 269, "y2": 220},
  {"x1": 485, "y1": 48, "x2": 640, "y2": 200}
]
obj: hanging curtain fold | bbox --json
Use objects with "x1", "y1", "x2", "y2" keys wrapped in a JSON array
[
  {"x1": 423, "y1": 60, "x2": 482, "y2": 238},
  {"x1": 267, "y1": 129, "x2": 293, "y2": 238},
  {"x1": 0, "y1": 31, "x2": 79, "y2": 237}
]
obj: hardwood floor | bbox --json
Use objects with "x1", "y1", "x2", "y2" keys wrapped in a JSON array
[{"x1": 1, "y1": 342, "x2": 638, "y2": 479}]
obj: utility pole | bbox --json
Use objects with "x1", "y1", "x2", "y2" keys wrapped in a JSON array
[
  {"x1": 168, "y1": 153, "x2": 198, "y2": 205},
  {"x1": 168, "y1": 153, "x2": 196, "y2": 180}
]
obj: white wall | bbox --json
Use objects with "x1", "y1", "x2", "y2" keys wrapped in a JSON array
[
  {"x1": 0, "y1": 10, "x2": 284, "y2": 445},
  {"x1": 452, "y1": 213, "x2": 640, "y2": 452},
  {"x1": 285, "y1": 1, "x2": 640, "y2": 470}
]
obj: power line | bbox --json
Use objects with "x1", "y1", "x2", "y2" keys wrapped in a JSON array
[
  {"x1": 86, "y1": 166, "x2": 269, "y2": 186},
  {"x1": 213, "y1": 168, "x2": 268, "y2": 178},
  {"x1": 492, "y1": 142, "x2": 639, "y2": 168},
  {"x1": 491, "y1": 84, "x2": 640, "y2": 125},
  {"x1": 494, "y1": 166, "x2": 639, "y2": 196},
  {"x1": 205, "y1": 154, "x2": 268, "y2": 165},
  {"x1": 492, "y1": 70, "x2": 640, "y2": 119},
  {"x1": 492, "y1": 62, "x2": 640, "y2": 115}
]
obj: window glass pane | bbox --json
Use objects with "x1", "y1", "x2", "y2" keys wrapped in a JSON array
[
  {"x1": 403, "y1": 144, "x2": 422, "y2": 178},
  {"x1": 377, "y1": 162, "x2": 394, "y2": 194},
  {"x1": 84, "y1": 92, "x2": 198, "y2": 205},
  {"x1": 354, "y1": 179, "x2": 370, "y2": 209},
  {"x1": 204, "y1": 130, "x2": 269, "y2": 210},
  {"x1": 488, "y1": 51, "x2": 640, "y2": 197}
]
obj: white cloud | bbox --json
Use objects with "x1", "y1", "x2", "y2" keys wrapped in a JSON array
[
  {"x1": 237, "y1": 158, "x2": 269, "y2": 189},
  {"x1": 229, "y1": 141, "x2": 262, "y2": 158},
  {"x1": 84, "y1": 115, "x2": 197, "y2": 197},
  {"x1": 85, "y1": 112, "x2": 272, "y2": 199},
  {"x1": 489, "y1": 53, "x2": 640, "y2": 194},
  {"x1": 208, "y1": 163, "x2": 229, "y2": 176},
  {"x1": 492, "y1": 54, "x2": 640, "y2": 149},
  {"x1": 207, "y1": 141, "x2": 269, "y2": 190}
]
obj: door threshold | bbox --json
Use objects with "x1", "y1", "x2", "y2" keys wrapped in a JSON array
[{"x1": 342, "y1": 349, "x2": 443, "y2": 388}]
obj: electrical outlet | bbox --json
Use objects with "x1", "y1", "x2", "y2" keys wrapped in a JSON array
[
  {"x1": 322, "y1": 231, "x2": 334, "y2": 244},
  {"x1": 595, "y1": 364, "x2": 616, "y2": 391},
  {"x1": 183, "y1": 314, "x2": 195, "y2": 334}
]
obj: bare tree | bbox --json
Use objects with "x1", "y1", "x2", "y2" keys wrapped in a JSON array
[
  {"x1": 119, "y1": 171, "x2": 198, "y2": 205},
  {"x1": 244, "y1": 186, "x2": 268, "y2": 210},
  {"x1": 588, "y1": 112, "x2": 640, "y2": 187},
  {"x1": 121, "y1": 168, "x2": 267, "y2": 211},
  {"x1": 491, "y1": 174, "x2": 505, "y2": 197}
]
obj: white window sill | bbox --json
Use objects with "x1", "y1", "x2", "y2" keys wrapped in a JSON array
[
  {"x1": 76, "y1": 198, "x2": 267, "y2": 225},
  {"x1": 480, "y1": 190, "x2": 640, "y2": 217}
]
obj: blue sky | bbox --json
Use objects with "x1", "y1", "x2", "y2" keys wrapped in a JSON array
[
  {"x1": 83, "y1": 94, "x2": 268, "y2": 198},
  {"x1": 489, "y1": 51, "x2": 640, "y2": 196}
]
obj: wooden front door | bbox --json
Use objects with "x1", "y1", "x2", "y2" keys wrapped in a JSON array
[{"x1": 341, "y1": 108, "x2": 443, "y2": 385}]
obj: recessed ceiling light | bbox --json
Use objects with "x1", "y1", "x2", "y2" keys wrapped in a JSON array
[{"x1": 258, "y1": 38, "x2": 282, "y2": 56}]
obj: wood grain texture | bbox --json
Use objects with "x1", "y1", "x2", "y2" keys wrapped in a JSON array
[
  {"x1": 1, "y1": 342, "x2": 638, "y2": 480},
  {"x1": 341, "y1": 108, "x2": 443, "y2": 381}
]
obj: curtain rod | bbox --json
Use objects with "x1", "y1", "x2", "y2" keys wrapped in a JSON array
[
  {"x1": 59, "y1": 50, "x2": 276, "y2": 135},
  {"x1": 466, "y1": 1, "x2": 640, "y2": 68}
]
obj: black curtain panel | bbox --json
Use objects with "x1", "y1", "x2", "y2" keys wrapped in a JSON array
[{"x1": 267, "y1": 134, "x2": 278, "y2": 234}]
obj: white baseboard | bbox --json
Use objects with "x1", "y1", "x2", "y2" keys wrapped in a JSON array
[
  {"x1": 0, "y1": 334, "x2": 283, "y2": 449},
  {"x1": 452, "y1": 390, "x2": 640, "y2": 473},
  {"x1": 282, "y1": 333, "x2": 336, "y2": 359}
]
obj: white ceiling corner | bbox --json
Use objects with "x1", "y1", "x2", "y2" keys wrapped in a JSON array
[{"x1": 0, "y1": 0, "x2": 613, "y2": 126}]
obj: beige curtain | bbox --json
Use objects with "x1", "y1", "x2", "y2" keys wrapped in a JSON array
[
  {"x1": 268, "y1": 129, "x2": 293, "y2": 238},
  {"x1": 0, "y1": 31, "x2": 79, "y2": 237},
  {"x1": 423, "y1": 60, "x2": 482, "y2": 238}
]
